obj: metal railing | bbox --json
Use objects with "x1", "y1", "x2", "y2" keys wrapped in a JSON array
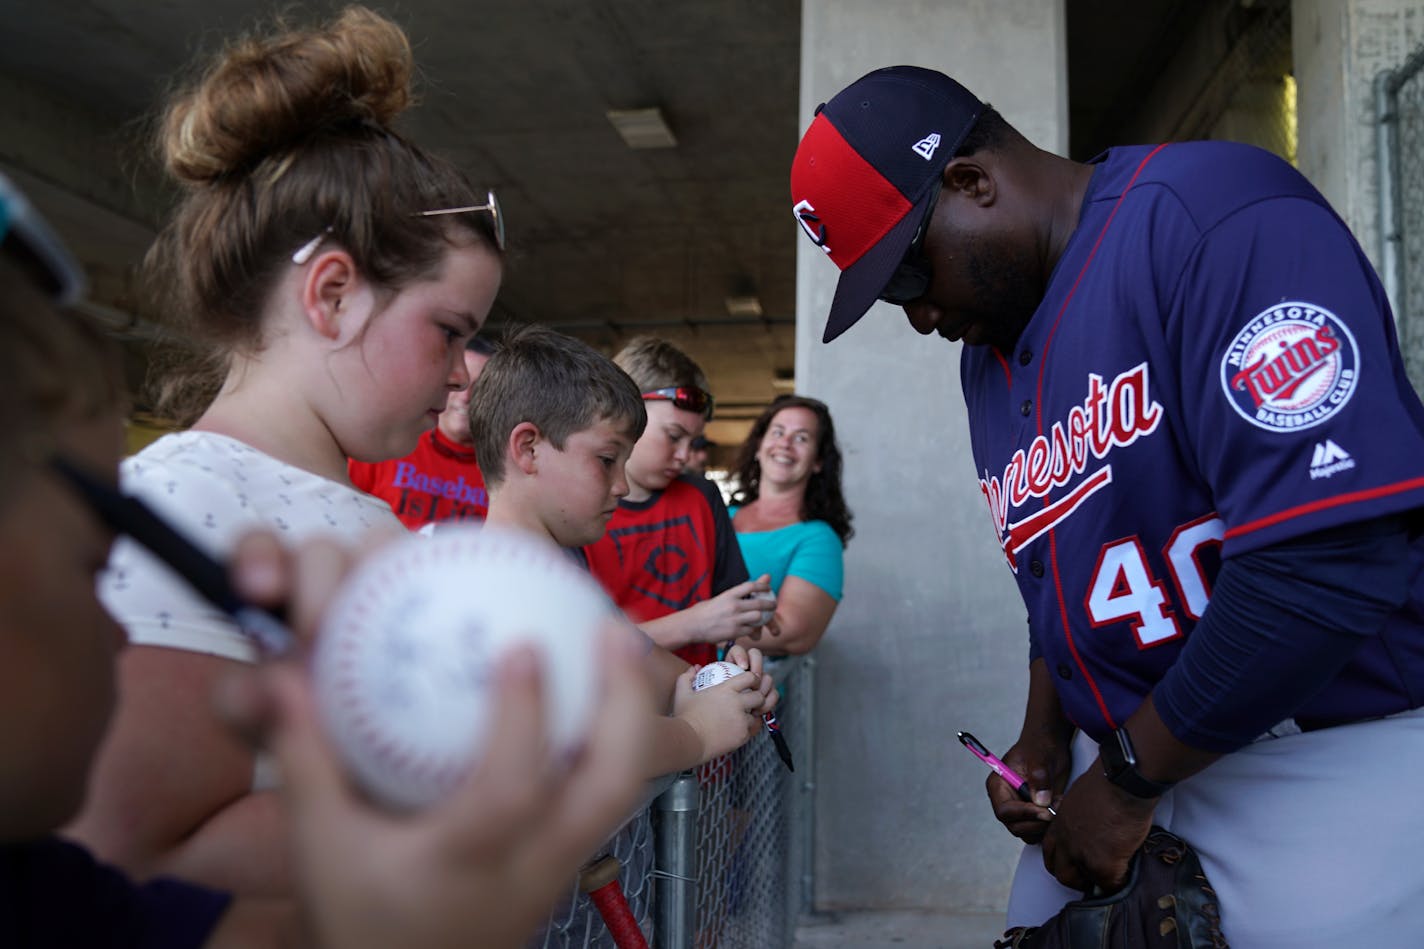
[
  {"x1": 528, "y1": 654, "x2": 815, "y2": 949},
  {"x1": 1376, "y1": 42, "x2": 1424, "y2": 390}
]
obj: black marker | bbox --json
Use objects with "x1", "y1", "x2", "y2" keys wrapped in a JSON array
[
  {"x1": 51, "y1": 455, "x2": 296, "y2": 657},
  {"x1": 763, "y1": 711, "x2": 795, "y2": 773}
]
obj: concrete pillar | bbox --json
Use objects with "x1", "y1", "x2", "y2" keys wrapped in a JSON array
[
  {"x1": 795, "y1": 0, "x2": 1068, "y2": 914},
  {"x1": 1295, "y1": 0, "x2": 1424, "y2": 387},
  {"x1": 1294, "y1": 0, "x2": 1424, "y2": 262}
]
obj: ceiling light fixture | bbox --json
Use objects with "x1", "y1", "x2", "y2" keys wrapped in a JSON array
[
  {"x1": 725, "y1": 294, "x2": 764, "y2": 318},
  {"x1": 606, "y1": 107, "x2": 678, "y2": 149}
]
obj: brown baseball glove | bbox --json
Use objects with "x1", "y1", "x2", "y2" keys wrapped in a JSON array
[{"x1": 994, "y1": 827, "x2": 1228, "y2": 948}]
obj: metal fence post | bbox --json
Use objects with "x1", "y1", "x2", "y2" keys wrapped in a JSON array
[
  {"x1": 1376, "y1": 67, "x2": 1403, "y2": 329},
  {"x1": 797, "y1": 654, "x2": 817, "y2": 921},
  {"x1": 653, "y1": 771, "x2": 700, "y2": 949}
]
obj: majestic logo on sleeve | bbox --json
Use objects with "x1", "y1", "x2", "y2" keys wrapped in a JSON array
[
  {"x1": 1309, "y1": 439, "x2": 1355, "y2": 479},
  {"x1": 980, "y1": 363, "x2": 1164, "y2": 571},
  {"x1": 1220, "y1": 302, "x2": 1358, "y2": 432}
]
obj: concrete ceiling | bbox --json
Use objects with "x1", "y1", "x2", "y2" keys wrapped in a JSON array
[{"x1": 0, "y1": 0, "x2": 1219, "y2": 447}]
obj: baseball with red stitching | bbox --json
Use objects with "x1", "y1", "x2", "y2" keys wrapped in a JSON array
[
  {"x1": 692, "y1": 660, "x2": 751, "y2": 691},
  {"x1": 311, "y1": 523, "x2": 612, "y2": 810}
]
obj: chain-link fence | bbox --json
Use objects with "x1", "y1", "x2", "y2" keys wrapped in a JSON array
[
  {"x1": 529, "y1": 805, "x2": 658, "y2": 948},
  {"x1": 1377, "y1": 43, "x2": 1424, "y2": 390},
  {"x1": 686, "y1": 654, "x2": 811, "y2": 949},
  {"x1": 1158, "y1": 0, "x2": 1295, "y2": 166},
  {"x1": 529, "y1": 654, "x2": 814, "y2": 949}
]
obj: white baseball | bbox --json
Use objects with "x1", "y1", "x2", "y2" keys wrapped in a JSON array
[
  {"x1": 692, "y1": 660, "x2": 751, "y2": 692},
  {"x1": 311, "y1": 523, "x2": 612, "y2": 811}
]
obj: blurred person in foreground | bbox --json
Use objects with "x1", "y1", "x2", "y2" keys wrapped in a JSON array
[{"x1": 0, "y1": 169, "x2": 653, "y2": 948}]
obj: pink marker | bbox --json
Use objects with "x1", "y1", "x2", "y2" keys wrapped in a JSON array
[{"x1": 957, "y1": 730, "x2": 1057, "y2": 817}]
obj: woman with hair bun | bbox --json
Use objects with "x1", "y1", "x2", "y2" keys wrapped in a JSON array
[
  {"x1": 729, "y1": 395, "x2": 854, "y2": 655},
  {"x1": 67, "y1": 7, "x2": 507, "y2": 896}
]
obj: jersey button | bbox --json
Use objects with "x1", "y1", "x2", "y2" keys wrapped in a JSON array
[
  {"x1": 1056, "y1": 662, "x2": 1073, "y2": 680},
  {"x1": 1029, "y1": 560, "x2": 1045, "y2": 578},
  {"x1": 1020, "y1": 399, "x2": 1033, "y2": 416},
  {"x1": 1018, "y1": 349, "x2": 1032, "y2": 366}
]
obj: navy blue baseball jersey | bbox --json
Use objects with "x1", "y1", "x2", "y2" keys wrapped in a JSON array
[{"x1": 962, "y1": 141, "x2": 1424, "y2": 741}]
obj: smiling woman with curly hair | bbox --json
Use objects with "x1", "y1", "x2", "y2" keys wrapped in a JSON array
[{"x1": 729, "y1": 394, "x2": 853, "y2": 655}]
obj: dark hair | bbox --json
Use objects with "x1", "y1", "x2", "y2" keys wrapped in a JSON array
[
  {"x1": 143, "y1": 5, "x2": 501, "y2": 424},
  {"x1": 469, "y1": 324, "x2": 646, "y2": 485},
  {"x1": 0, "y1": 258, "x2": 126, "y2": 495},
  {"x1": 730, "y1": 395, "x2": 853, "y2": 546},
  {"x1": 955, "y1": 106, "x2": 1015, "y2": 157}
]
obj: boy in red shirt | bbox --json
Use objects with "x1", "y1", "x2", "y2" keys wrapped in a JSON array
[
  {"x1": 582, "y1": 337, "x2": 773, "y2": 667},
  {"x1": 349, "y1": 336, "x2": 497, "y2": 530}
]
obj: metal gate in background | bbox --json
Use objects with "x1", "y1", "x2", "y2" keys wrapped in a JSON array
[{"x1": 1377, "y1": 42, "x2": 1424, "y2": 391}]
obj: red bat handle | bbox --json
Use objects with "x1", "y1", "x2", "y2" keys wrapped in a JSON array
[{"x1": 579, "y1": 854, "x2": 649, "y2": 949}]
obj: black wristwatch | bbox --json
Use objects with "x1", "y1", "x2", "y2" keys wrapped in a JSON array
[{"x1": 1099, "y1": 726, "x2": 1174, "y2": 799}]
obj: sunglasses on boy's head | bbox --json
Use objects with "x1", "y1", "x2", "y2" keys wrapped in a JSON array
[
  {"x1": 877, "y1": 186, "x2": 940, "y2": 306},
  {"x1": 291, "y1": 189, "x2": 506, "y2": 265},
  {"x1": 642, "y1": 386, "x2": 715, "y2": 420}
]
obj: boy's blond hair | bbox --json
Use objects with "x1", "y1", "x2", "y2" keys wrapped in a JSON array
[{"x1": 612, "y1": 336, "x2": 710, "y2": 393}]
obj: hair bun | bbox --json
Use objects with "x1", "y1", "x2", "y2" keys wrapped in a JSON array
[{"x1": 161, "y1": 5, "x2": 414, "y2": 184}]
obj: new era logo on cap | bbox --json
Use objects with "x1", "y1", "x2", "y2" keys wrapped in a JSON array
[
  {"x1": 790, "y1": 66, "x2": 984, "y2": 343},
  {"x1": 913, "y1": 133, "x2": 942, "y2": 160}
]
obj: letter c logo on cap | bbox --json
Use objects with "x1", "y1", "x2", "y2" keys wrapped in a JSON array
[{"x1": 793, "y1": 199, "x2": 831, "y2": 254}]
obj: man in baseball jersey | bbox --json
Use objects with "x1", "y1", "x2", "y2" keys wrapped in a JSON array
[{"x1": 791, "y1": 66, "x2": 1424, "y2": 947}]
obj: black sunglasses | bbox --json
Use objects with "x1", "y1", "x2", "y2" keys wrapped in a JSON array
[
  {"x1": 877, "y1": 187, "x2": 941, "y2": 306},
  {"x1": 642, "y1": 386, "x2": 715, "y2": 420},
  {"x1": 50, "y1": 455, "x2": 297, "y2": 657}
]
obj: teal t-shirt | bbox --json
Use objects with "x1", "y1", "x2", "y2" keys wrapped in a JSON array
[{"x1": 730, "y1": 506, "x2": 844, "y2": 601}]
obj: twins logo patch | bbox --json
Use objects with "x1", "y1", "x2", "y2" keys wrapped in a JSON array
[{"x1": 1219, "y1": 302, "x2": 1358, "y2": 433}]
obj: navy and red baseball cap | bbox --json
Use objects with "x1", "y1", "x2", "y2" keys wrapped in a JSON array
[{"x1": 791, "y1": 66, "x2": 984, "y2": 343}]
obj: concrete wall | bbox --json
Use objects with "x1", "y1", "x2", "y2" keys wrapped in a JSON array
[
  {"x1": 795, "y1": 0, "x2": 1067, "y2": 914},
  {"x1": 1294, "y1": 0, "x2": 1424, "y2": 385},
  {"x1": 1294, "y1": 0, "x2": 1424, "y2": 263}
]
